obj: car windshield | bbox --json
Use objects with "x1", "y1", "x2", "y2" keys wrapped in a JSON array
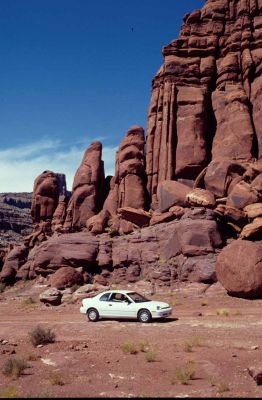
[{"x1": 128, "y1": 292, "x2": 150, "y2": 303}]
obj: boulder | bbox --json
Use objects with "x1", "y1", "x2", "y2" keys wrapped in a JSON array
[
  {"x1": 244, "y1": 203, "x2": 262, "y2": 219},
  {"x1": 48, "y1": 267, "x2": 83, "y2": 290},
  {"x1": 216, "y1": 240, "x2": 262, "y2": 299},
  {"x1": 0, "y1": 245, "x2": 29, "y2": 283},
  {"x1": 227, "y1": 181, "x2": 260, "y2": 210},
  {"x1": 157, "y1": 180, "x2": 191, "y2": 212},
  {"x1": 39, "y1": 288, "x2": 62, "y2": 306},
  {"x1": 186, "y1": 188, "x2": 216, "y2": 208},
  {"x1": 150, "y1": 211, "x2": 175, "y2": 226},
  {"x1": 248, "y1": 366, "x2": 262, "y2": 385},
  {"x1": 204, "y1": 161, "x2": 246, "y2": 198},
  {"x1": 117, "y1": 207, "x2": 151, "y2": 227},
  {"x1": 73, "y1": 283, "x2": 108, "y2": 300},
  {"x1": 240, "y1": 218, "x2": 262, "y2": 239}
]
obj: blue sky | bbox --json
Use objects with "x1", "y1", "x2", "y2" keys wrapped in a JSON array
[{"x1": 0, "y1": 0, "x2": 204, "y2": 191}]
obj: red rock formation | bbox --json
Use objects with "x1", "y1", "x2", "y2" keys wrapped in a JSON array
[
  {"x1": 88, "y1": 126, "x2": 148, "y2": 233},
  {"x1": 31, "y1": 171, "x2": 60, "y2": 223},
  {"x1": 146, "y1": 0, "x2": 262, "y2": 207},
  {"x1": 216, "y1": 239, "x2": 262, "y2": 299},
  {"x1": 64, "y1": 141, "x2": 105, "y2": 230},
  {"x1": 0, "y1": 211, "x2": 222, "y2": 286},
  {"x1": 108, "y1": 125, "x2": 147, "y2": 212}
]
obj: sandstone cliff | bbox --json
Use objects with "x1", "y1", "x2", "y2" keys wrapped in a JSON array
[{"x1": 1, "y1": 0, "x2": 262, "y2": 299}]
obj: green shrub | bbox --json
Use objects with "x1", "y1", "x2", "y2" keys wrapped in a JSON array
[{"x1": 29, "y1": 325, "x2": 56, "y2": 347}]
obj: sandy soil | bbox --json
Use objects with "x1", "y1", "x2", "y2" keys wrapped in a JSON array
[{"x1": 0, "y1": 281, "x2": 261, "y2": 398}]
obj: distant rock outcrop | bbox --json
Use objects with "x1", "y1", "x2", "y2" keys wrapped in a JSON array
[{"x1": 0, "y1": 193, "x2": 32, "y2": 249}]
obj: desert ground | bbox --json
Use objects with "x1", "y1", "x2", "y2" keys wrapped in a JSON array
[{"x1": 0, "y1": 281, "x2": 261, "y2": 398}]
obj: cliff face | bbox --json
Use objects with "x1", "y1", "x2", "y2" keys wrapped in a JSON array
[
  {"x1": 146, "y1": 0, "x2": 262, "y2": 205},
  {"x1": 1, "y1": 0, "x2": 262, "y2": 298},
  {"x1": 0, "y1": 193, "x2": 33, "y2": 249}
]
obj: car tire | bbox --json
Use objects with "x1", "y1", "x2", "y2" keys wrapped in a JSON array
[
  {"x1": 87, "y1": 308, "x2": 99, "y2": 322},
  {"x1": 138, "y1": 309, "x2": 152, "y2": 323}
]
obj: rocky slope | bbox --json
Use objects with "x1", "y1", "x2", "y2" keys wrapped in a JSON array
[
  {"x1": 0, "y1": 193, "x2": 32, "y2": 248},
  {"x1": 1, "y1": 0, "x2": 262, "y2": 299}
]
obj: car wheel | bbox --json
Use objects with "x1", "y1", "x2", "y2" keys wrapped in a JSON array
[
  {"x1": 87, "y1": 308, "x2": 99, "y2": 322},
  {"x1": 138, "y1": 309, "x2": 152, "y2": 323}
]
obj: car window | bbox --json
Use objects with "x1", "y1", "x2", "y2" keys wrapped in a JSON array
[
  {"x1": 128, "y1": 292, "x2": 150, "y2": 303},
  {"x1": 110, "y1": 293, "x2": 129, "y2": 302},
  {"x1": 99, "y1": 293, "x2": 111, "y2": 302}
]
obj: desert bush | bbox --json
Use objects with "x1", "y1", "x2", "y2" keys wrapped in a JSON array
[
  {"x1": 22, "y1": 297, "x2": 36, "y2": 306},
  {"x1": 138, "y1": 340, "x2": 150, "y2": 353},
  {"x1": 0, "y1": 385, "x2": 19, "y2": 398},
  {"x1": 216, "y1": 309, "x2": 230, "y2": 316},
  {"x1": 0, "y1": 282, "x2": 6, "y2": 293},
  {"x1": 49, "y1": 370, "x2": 65, "y2": 386},
  {"x1": 25, "y1": 352, "x2": 39, "y2": 361},
  {"x1": 29, "y1": 325, "x2": 56, "y2": 347},
  {"x1": 121, "y1": 341, "x2": 138, "y2": 355},
  {"x1": 183, "y1": 342, "x2": 193, "y2": 353},
  {"x1": 183, "y1": 336, "x2": 207, "y2": 352},
  {"x1": 217, "y1": 382, "x2": 230, "y2": 393},
  {"x1": 233, "y1": 310, "x2": 242, "y2": 316},
  {"x1": 2, "y1": 357, "x2": 28, "y2": 379},
  {"x1": 145, "y1": 351, "x2": 158, "y2": 363},
  {"x1": 172, "y1": 361, "x2": 196, "y2": 385}
]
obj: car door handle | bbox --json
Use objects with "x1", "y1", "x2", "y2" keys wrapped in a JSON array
[{"x1": 109, "y1": 304, "x2": 112, "y2": 306}]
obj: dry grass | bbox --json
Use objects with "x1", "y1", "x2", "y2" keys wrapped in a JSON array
[
  {"x1": 24, "y1": 352, "x2": 39, "y2": 361},
  {"x1": 216, "y1": 308, "x2": 230, "y2": 317},
  {"x1": 49, "y1": 370, "x2": 65, "y2": 386},
  {"x1": 183, "y1": 336, "x2": 207, "y2": 352},
  {"x1": 171, "y1": 361, "x2": 197, "y2": 385},
  {"x1": 0, "y1": 385, "x2": 19, "y2": 398},
  {"x1": 22, "y1": 297, "x2": 36, "y2": 307},
  {"x1": 0, "y1": 282, "x2": 6, "y2": 293},
  {"x1": 2, "y1": 357, "x2": 28, "y2": 379},
  {"x1": 145, "y1": 351, "x2": 158, "y2": 363},
  {"x1": 29, "y1": 325, "x2": 56, "y2": 347},
  {"x1": 121, "y1": 341, "x2": 138, "y2": 355},
  {"x1": 138, "y1": 340, "x2": 150, "y2": 353},
  {"x1": 217, "y1": 382, "x2": 230, "y2": 393}
]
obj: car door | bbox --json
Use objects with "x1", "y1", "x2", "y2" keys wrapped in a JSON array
[
  {"x1": 97, "y1": 292, "x2": 114, "y2": 317},
  {"x1": 104, "y1": 293, "x2": 132, "y2": 318}
]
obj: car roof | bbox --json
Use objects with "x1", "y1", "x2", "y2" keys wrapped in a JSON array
[{"x1": 98, "y1": 290, "x2": 135, "y2": 295}]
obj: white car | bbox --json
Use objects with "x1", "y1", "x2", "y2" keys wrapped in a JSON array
[{"x1": 80, "y1": 290, "x2": 172, "y2": 323}]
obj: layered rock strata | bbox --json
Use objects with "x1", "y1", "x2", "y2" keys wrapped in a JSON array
[
  {"x1": 146, "y1": 0, "x2": 262, "y2": 207},
  {"x1": 0, "y1": 209, "x2": 222, "y2": 286}
]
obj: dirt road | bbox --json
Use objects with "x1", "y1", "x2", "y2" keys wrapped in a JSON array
[{"x1": 0, "y1": 282, "x2": 261, "y2": 398}]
